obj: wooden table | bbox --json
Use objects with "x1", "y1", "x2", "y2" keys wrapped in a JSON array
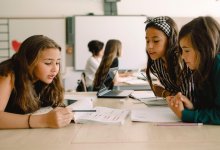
[{"x1": 1, "y1": 91, "x2": 220, "y2": 150}]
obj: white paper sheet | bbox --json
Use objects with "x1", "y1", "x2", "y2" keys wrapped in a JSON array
[
  {"x1": 74, "y1": 107, "x2": 129, "y2": 125},
  {"x1": 131, "y1": 107, "x2": 180, "y2": 123},
  {"x1": 130, "y1": 91, "x2": 155, "y2": 99}
]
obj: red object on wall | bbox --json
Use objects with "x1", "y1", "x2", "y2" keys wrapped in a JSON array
[{"x1": 12, "y1": 40, "x2": 21, "y2": 52}]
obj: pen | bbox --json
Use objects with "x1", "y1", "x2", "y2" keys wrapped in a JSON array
[
  {"x1": 141, "y1": 72, "x2": 148, "y2": 80},
  {"x1": 155, "y1": 122, "x2": 203, "y2": 126},
  {"x1": 72, "y1": 110, "x2": 96, "y2": 112},
  {"x1": 129, "y1": 94, "x2": 141, "y2": 101}
]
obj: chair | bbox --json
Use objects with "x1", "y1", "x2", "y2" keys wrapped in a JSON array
[
  {"x1": 81, "y1": 72, "x2": 87, "y2": 92},
  {"x1": 76, "y1": 72, "x2": 87, "y2": 92}
]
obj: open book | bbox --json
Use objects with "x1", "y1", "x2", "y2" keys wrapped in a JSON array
[
  {"x1": 140, "y1": 97, "x2": 167, "y2": 106},
  {"x1": 72, "y1": 106, "x2": 129, "y2": 125},
  {"x1": 33, "y1": 98, "x2": 129, "y2": 125},
  {"x1": 130, "y1": 91, "x2": 167, "y2": 106}
]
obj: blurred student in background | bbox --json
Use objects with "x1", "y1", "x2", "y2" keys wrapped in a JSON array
[
  {"x1": 0, "y1": 35, "x2": 73, "y2": 129},
  {"x1": 93, "y1": 39, "x2": 122, "y2": 91},
  {"x1": 145, "y1": 16, "x2": 192, "y2": 99},
  {"x1": 84, "y1": 40, "x2": 104, "y2": 90},
  {"x1": 167, "y1": 16, "x2": 220, "y2": 124}
]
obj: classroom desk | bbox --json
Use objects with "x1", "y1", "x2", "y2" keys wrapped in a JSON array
[{"x1": 1, "y1": 91, "x2": 220, "y2": 150}]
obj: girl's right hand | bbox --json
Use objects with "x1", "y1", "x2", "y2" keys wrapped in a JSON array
[
  {"x1": 172, "y1": 92, "x2": 194, "y2": 110},
  {"x1": 45, "y1": 107, "x2": 74, "y2": 128}
]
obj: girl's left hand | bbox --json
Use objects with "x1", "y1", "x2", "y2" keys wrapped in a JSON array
[
  {"x1": 166, "y1": 96, "x2": 184, "y2": 119},
  {"x1": 45, "y1": 107, "x2": 73, "y2": 128},
  {"x1": 172, "y1": 92, "x2": 194, "y2": 110}
]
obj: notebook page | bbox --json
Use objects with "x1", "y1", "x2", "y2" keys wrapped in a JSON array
[
  {"x1": 124, "y1": 79, "x2": 147, "y2": 85},
  {"x1": 130, "y1": 91, "x2": 155, "y2": 99},
  {"x1": 74, "y1": 107, "x2": 129, "y2": 125}
]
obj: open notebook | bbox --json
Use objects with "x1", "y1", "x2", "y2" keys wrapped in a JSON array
[
  {"x1": 97, "y1": 67, "x2": 133, "y2": 98},
  {"x1": 32, "y1": 98, "x2": 129, "y2": 125},
  {"x1": 129, "y1": 91, "x2": 167, "y2": 106}
]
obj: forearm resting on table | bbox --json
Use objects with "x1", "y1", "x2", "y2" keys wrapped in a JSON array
[
  {"x1": 152, "y1": 84, "x2": 173, "y2": 97},
  {"x1": 0, "y1": 111, "x2": 48, "y2": 129},
  {"x1": 161, "y1": 90, "x2": 173, "y2": 97}
]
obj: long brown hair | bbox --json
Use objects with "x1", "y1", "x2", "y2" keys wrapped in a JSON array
[
  {"x1": 0, "y1": 35, "x2": 64, "y2": 113},
  {"x1": 93, "y1": 39, "x2": 122, "y2": 90},
  {"x1": 179, "y1": 16, "x2": 220, "y2": 90}
]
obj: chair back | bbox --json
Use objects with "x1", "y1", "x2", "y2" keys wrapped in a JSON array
[
  {"x1": 81, "y1": 72, "x2": 87, "y2": 92},
  {"x1": 76, "y1": 72, "x2": 87, "y2": 92}
]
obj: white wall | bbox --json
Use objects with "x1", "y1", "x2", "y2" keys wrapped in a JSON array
[
  {"x1": 0, "y1": 0, "x2": 104, "y2": 17},
  {"x1": 117, "y1": 0, "x2": 220, "y2": 17},
  {"x1": 1, "y1": 0, "x2": 220, "y2": 91},
  {"x1": 0, "y1": 0, "x2": 220, "y2": 17}
]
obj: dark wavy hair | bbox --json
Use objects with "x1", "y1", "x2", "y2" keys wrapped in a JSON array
[
  {"x1": 145, "y1": 16, "x2": 180, "y2": 88},
  {"x1": 0, "y1": 35, "x2": 64, "y2": 113},
  {"x1": 88, "y1": 40, "x2": 104, "y2": 56}
]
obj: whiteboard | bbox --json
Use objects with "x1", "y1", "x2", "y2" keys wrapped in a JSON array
[
  {"x1": 9, "y1": 18, "x2": 66, "y2": 72},
  {"x1": 74, "y1": 16, "x2": 147, "y2": 70}
]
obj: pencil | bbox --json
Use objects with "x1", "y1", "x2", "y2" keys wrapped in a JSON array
[
  {"x1": 155, "y1": 122, "x2": 203, "y2": 126},
  {"x1": 141, "y1": 72, "x2": 148, "y2": 80},
  {"x1": 72, "y1": 110, "x2": 96, "y2": 112}
]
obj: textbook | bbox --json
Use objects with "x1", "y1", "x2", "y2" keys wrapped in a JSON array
[{"x1": 32, "y1": 98, "x2": 129, "y2": 125}]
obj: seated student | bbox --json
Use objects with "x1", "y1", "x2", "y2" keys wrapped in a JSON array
[
  {"x1": 84, "y1": 40, "x2": 104, "y2": 90},
  {"x1": 167, "y1": 16, "x2": 220, "y2": 124},
  {"x1": 0, "y1": 35, "x2": 73, "y2": 129},
  {"x1": 93, "y1": 39, "x2": 122, "y2": 91},
  {"x1": 145, "y1": 16, "x2": 192, "y2": 99}
]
